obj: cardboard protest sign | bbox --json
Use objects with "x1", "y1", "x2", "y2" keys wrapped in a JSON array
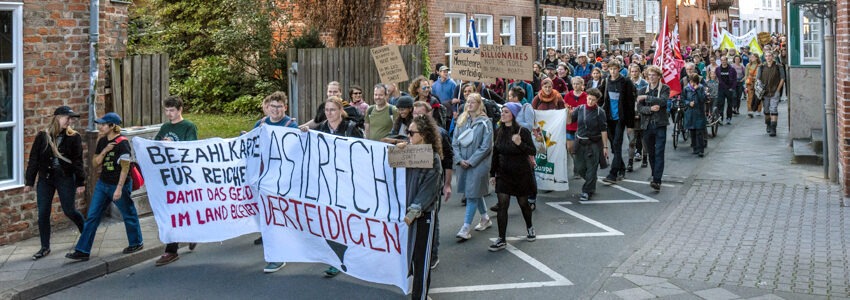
[
  {"x1": 758, "y1": 32, "x2": 771, "y2": 46},
  {"x1": 388, "y1": 144, "x2": 433, "y2": 168},
  {"x1": 480, "y1": 45, "x2": 533, "y2": 81},
  {"x1": 532, "y1": 109, "x2": 569, "y2": 191},
  {"x1": 451, "y1": 47, "x2": 495, "y2": 83},
  {"x1": 133, "y1": 133, "x2": 263, "y2": 244},
  {"x1": 371, "y1": 45, "x2": 409, "y2": 84},
  {"x1": 256, "y1": 126, "x2": 409, "y2": 292}
]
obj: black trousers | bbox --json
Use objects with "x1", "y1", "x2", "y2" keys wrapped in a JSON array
[
  {"x1": 411, "y1": 211, "x2": 435, "y2": 300},
  {"x1": 606, "y1": 119, "x2": 626, "y2": 178}
]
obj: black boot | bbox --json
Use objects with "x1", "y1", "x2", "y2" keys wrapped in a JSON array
[
  {"x1": 769, "y1": 121, "x2": 777, "y2": 137},
  {"x1": 626, "y1": 159, "x2": 634, "y2": 172},
  {"x1": 765, "y1": 117, "x2": 771, "y2": 134}
]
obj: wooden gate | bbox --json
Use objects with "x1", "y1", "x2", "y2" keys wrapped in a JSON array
[
  {"x1": 289, "y1": 45, "x2": 423, "y2": 123},
  {"x1": 109, "y1": 54, "x2": 170, "y2": 127}
]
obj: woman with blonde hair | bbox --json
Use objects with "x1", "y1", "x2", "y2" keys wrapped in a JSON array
[
  {"x1": 24, "y1": 106, "x2": 87, "y2": 260},
  {"x1": 452, "y1": 93, "x2": 493, "y2": 240}
]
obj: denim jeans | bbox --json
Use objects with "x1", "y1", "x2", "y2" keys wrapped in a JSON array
[
  {"x1": 75, "y1": 180, "x2": 143, "y2": 254},
  {"x1": 643, "y1": 124, "x2": 667, "y2": 183},
  {"x1": 606, "y1": 119, "x2": 626, "y2": 178},
  {"x1": 37, "y1": 175, "x2": 85, "y2": 249},
  {"x1": 464, "y1": 197, "x2": 487, "y2": 225}
]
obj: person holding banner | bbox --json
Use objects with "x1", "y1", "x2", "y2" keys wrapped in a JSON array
[
  {"x1": 300, "y1": 81, "x2": 344, "y2": 129},
  {"x1": 488, "y1": 102, "x2": 537, "y2": 251},
  {"x1": 153, "y1": 96, "x2": 200, "y2": 267},
  {"x1": 569, "y1": 88, "x2": 609, "y2": 201},
  {"x1": 565, "y1": 77, "x2": 588, "y2": 178},
  {"x1": 637, "y1": 66, "x2": 671, "y2": 192},
  {"x1": 67, "y1": 112, "x2": 144, "y2": 261},
  {"x1": 398, "y1": 114, "x2": 444, "y2": 300},
  {"x1": 532, "y1": 78, "x2": 566, "y2": 111},
  {"x1": 452, "y1": 93, "x2": 493, "y2": 240},
  {"x1": 25, "y1": 106, "x2": 86, "y2": 260}
]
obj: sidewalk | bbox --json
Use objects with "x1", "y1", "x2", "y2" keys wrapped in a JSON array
[
  {"x1": 0, "y1": 216, "x2": 164, "y2": 300},
  {"x1": 591, "y1": 102, "x2": 850, "y2": 299}
]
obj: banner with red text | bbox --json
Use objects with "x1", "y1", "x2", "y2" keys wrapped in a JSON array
[
  {"x1": 133, "y1": 132, "x2": 263, "y2": 244},
  {"x1": 255, "y1": 126, "x2": 409, "y2": 292}
]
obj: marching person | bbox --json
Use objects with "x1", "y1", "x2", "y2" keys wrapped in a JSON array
[
  {"x1": 715, "y1": 56, "x2": 737, "y2": 125},
  {"x1": 758, "y1": 52, "x2": 786, "y2": 137},
  {"x1": 25, "y1": 106, "x2": 86, "y2": 260},
  {"x1": 564, "y1": 77, "x2": 587, "y2": 178},
  {"x1": 683, "y1": 75, "x2": 708, "y2": 157},
  {"x1": 745, "y1": 53, "x2": 762, "y2": 118},
  {"x1": 452, "y1": 93, "x2": 493, "y2": 240},
  {"x1": 365, "y1": 83, "x2": 399, "y2": 141},
  {"x1": 628, "y1": 63, "x2": 649, "y2": 170},
  {"x1": 398, "y1": 115, "x2": 443, "y2": 300},
  {"x1": 637, "y1": 66, "x2": 671, "y2": 192},
  {"x1": 67, "y1": 112, "x2": 144, "y2": 261},
  {"x1": 568, "y1": 89, "x2": 609, "y2": 201},
  {"x1": 154, "y1": 96, "x2": 200, "y2": 266},
  {"x1": 488, "y1": 103, "x2": 537, "y2": 251},
  {"x1": 600, "y1": 59, "x2": 637, "y2": 184}
]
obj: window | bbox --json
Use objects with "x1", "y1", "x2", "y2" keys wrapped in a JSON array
[
  {"x1": 577, "y1": 18, "x2": 589, "y2": 54},
  {"x1": 0, "y1": 4, "x2": 22, "y2": 190},
  {"x1": 544, "y1": 17, "x2": 558, "y2": 50},
  {"x1": 645, "y1": 1, "x2": 659, "y2": 34},
  {"x1": 629, "y1": 0, "x2": 638, "y2": 19},
  {"x1": 474, "y1": 14, "x2": 493, "y2": 45},
  {"x1": 620, "y1": 0, "x2": 628, "y2": 17},
  {"x1": 608, "y1": 0, "x2": 616, "y2": 16},
  {"x1": 800, "y1": 8, "x2": 821, "y2": 65},
  {"x1": 561, "y1": 17, "x2": 574, "y2": 52},
  {"x1": 590, "y1": 19, "x2": 601, "y2": 51},
  {"x1": 637, "y1": 0, "x2": 644, "y2": 21},
  {"x1": 444, "y1": 13, "x2": 466, "y2": 69},
  {"x1": 500, "y1": 16, "x2": 515, "y2": 46},
  {"x1": 623, "y1": 42, "x2": 634, "y2": 51}
]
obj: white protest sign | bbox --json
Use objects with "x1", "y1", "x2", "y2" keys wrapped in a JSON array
[
  {"x1": 532, "y1": 109, "x2": 569, "y2": 191},
  {"x1": 132, "y1": 133, "x2": 262, "y2": 244},
  {"x1": 256, "y1": 126, "x2": 409, "y2": 292}
]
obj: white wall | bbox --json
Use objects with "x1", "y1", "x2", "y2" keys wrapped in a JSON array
[{"x1": 739, "y1": 0, "x2": 783, "y2": 33}]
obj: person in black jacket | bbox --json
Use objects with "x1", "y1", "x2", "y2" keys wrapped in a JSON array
[
  {"x1": 599, "y1": 60, "x2": 637, "y2": 184},
  {"x1": 24, "y1": 106, "x2": 86, "y2": 260}
]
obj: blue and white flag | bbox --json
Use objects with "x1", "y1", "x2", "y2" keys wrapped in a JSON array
[{"x1": 467, "y1": 19, "x2": 479, "y2": 48}]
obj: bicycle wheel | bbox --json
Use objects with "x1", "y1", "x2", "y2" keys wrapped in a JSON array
[
  {"x1": 672, "y1": 120, "x2": 679, "y2": 149},
  {"x1": 680, "y1": 117, "x2": 688, "y2": 141},
  {"x1": 711, "y1": 118, "x2": 719, "y2": 137}
]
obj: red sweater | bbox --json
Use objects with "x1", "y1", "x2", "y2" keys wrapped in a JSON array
[{"x1": 564, "y1": 91, "x2": 587, "y2": 131}]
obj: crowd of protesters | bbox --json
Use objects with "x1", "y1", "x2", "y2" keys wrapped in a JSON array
[{"x1": 23, "y1": 33, "x2": 789, "y2": 299}]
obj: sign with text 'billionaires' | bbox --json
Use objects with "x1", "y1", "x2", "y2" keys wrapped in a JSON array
[
  {"x1": 133, "y1": 133, "x2": 263, "y2": 244},
  {"x1": 451, "y1": 47, "x2": 495, "y2": 83},
  {"x1": 480, "y1": 45, "x2": 533, "y2": 81},
  {"x1": 256, "y1": 126, "x2": 409, "y2": 292},
  {"x1": 371, "y1": 45, "x2": 409, "y2": 84},
  {"x1": 133, "y1": 126, "x2": 411, "y2": 293}
]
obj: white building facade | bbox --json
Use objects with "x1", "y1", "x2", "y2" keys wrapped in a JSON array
[{"x1": 739, "y1": 0, "x2": 784, "y2": 34}]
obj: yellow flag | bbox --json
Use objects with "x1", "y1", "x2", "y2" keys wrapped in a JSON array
[
  {"x1": 748, "y1": 38, "x2": 763, "y2": 57},
  {"x1": 719, "y1": 34, "x2": 738, "y2": 54}
]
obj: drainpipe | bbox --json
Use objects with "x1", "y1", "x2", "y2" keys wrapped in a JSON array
[
  {"x1": 87, "y1": 0, "x2": 99, "y2": 131},
  {"x1": 824, "y1": 20, "x2": 837, "y2": 181},
  {"x1": 536, "y1": 0, "x2": 541, "y2": 60}
]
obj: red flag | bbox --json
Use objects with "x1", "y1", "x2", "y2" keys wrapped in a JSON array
[
  {"x1": 654, "y1": 7, "x2": 682, "y2": 97},
  {"x1": 671, "y1": 24, "x2": 683, "y2": 60}
]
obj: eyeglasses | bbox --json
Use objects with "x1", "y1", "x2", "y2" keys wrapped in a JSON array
[
  {"x1": 421, "y1": 86, "x2": 431, "y2": 91},
  {"x1": 269, "y1": 104, "x2": 284, "y2": 109},
  {"x1": 408, "y1": 130, "x2": 420, "y2": 135}
]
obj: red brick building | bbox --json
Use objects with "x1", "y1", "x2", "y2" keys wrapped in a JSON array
[
  {"x1": 661, "y1": 0, "x2": 711, "y2": 46},
  {"x1": 0, "y1": 1, "x2": 129, "y2": 245},
  {"x1": 605, "y1": 0, "x2": 658, "y2": 51},
  {"x1": 836, "y1": 0, "x2": 850, "y2": 196}
]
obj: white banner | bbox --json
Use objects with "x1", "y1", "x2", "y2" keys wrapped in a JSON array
[
  {"x1": 133, "y1": 132, "x2": 263, "y2": 244},
  {"x1": 134, "y1": 126, "x2": 410, "y2": 293},
  {"x1": 256, "y1": 126, "x2": 409, "y2": 292},
  {"x1": 532, "y1": 109, "x2": 569, "y2": 191}
]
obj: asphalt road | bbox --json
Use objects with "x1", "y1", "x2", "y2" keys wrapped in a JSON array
[{"x1": 46, "y1": 129, "x2": 718, "y2": 300}]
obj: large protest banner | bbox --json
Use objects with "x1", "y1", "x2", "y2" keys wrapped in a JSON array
[
  {"x1": 133, "y1": 132, "x2": 263, "y2": 244},
  {"x1": 255, "y1": 126, "x2": 409, "y2": 292},
  {"x1": 532, "y1": 109, "x2": 569, "y2": 191},
  {"x1": 480, "y1": 45, "x2": 533, "y2": 81}
]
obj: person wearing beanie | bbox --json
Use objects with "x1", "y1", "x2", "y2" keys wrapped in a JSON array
[
  {"x1": 488, "y1": 102, "x2": 537, "y2": 251},
  {"x1": 381, "y1": 96, "x2": 415, "y2": 145}
]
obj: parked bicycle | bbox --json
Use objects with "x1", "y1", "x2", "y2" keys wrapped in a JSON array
[{"x1": 705, "y1": 98, "x2": 721, "y2": 137}]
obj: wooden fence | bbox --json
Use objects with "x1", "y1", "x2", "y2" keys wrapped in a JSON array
[
  {"x1": 110, "y1": 54, "x2": 170, "y2": 127},
  {"x1": 289, "y1": 45, "x2": 424, "y2": 124}
]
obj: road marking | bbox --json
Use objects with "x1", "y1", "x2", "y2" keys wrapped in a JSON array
[
  {"x1": 616, "y1": 178, "x2": 676, "y2": 187},
  {"x1": 591, "y1": 179, "x2": 662, "y2": 203},
  {"x1": 429, "y1": 243, "x2": 573, "y2": 294},
  {"x1": 547, "y1": 202, "x2": 625, "y2": 234}
]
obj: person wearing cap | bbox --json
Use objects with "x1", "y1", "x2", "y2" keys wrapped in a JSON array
[
  {"x1": 153, "y1": 96, "x2": 199, "y2": 266},
  {"x1": 24, "y1": 106, "x2": 86, "y2": 260},
  {"x1": 544, "y1": 65, "x2": 569, "y2": 94},
  {"x1": 364, "y1": 83, "x2": 399, "y2": 141},
  {"x1": 574, "y1": 52, "x2": 594, "y2": 79},
  {"x1": 67, "y1": 112, "x2": 144, "y2": 261},
  {"x1": 432, "y1": 65, "x2": 459, "y2": 112},
  {"x1": 429, "y1": 63, "x2": 444, "y2": 83},
  {"x1": 487, "y1": 102, "x2": 537, "y2": 251}
]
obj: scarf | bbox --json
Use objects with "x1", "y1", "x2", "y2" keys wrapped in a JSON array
[{"x1": 538, "y1": 89, "x2": 558, "y2": 103}]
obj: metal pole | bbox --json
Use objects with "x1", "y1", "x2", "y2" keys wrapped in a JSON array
[
  {"x1": 824, "y1": 20, "x2": 837, "y2": 181},
  {"x1": 87, "y1": 0, "x2": 99, "y2": 131}
]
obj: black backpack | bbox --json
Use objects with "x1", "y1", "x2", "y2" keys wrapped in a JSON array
[
  {"x1": 482, "y1": 97, "x2": 501, "y2": 129},
  {"x1": 428, "y1": 96, "x2": 449, "y2": 129}
]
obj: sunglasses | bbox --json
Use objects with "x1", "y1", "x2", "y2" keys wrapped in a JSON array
[
  {"x1": 352, "y1": 92, "x2": 362, "y2": 95},
  {"x1": 421, "y1": 86, "x2": 431, "y2": 91}
]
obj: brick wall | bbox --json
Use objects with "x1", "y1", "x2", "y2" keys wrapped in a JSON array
[
  {"x1": 427, "y1": 0, "x2": 536, "y2": 67},
  {"x1": 541, "y1": 4, "x2": 605, "y2": 53},
  {"x1": 837, "y1": 0, "x2": 850, "y2": 196},
  {"x1": 662, "y1": 0, "x2": 711, "y2": 46},
  {"x1": 605, "y1": 14, "x2": 653, "y2": 50},
  {"x1": 0, "y1": 0, "x2": 129, "y2": 245}
]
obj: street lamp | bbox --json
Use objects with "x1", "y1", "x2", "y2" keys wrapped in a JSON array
[{"x1": 787, "y1": 0, "x2": 836, "y2": 180}]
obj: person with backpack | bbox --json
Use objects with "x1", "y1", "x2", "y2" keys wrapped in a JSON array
[
  {"x1": 153, "y1": 96, "x2": 199, "y2": 267},
  {"x1": 66, "y1": 112, "x2": 144, "y2": 261},
  {"x1": 600, "y1": 59, "x2": 637, "y2": 185},
  {"x1": 365, "y1": 83, "x2": 398, "y2": 141},
  {"x1": 24, "y1": 106, "x2": 87, "y2": 260},
  {"x1": 452, "y1": 93, "x2": 493, "y2": 241},
  {"x1": 568, "y1": 89, "x2": 609, "y2": 201}
]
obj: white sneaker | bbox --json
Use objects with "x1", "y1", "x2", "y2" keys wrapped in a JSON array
[
  {"x1": 474, "y1": 216, "x2": 492, "y2": 231},
  {"x1": 456, "y1": 224, "x2": 471, "y2": 240}
]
